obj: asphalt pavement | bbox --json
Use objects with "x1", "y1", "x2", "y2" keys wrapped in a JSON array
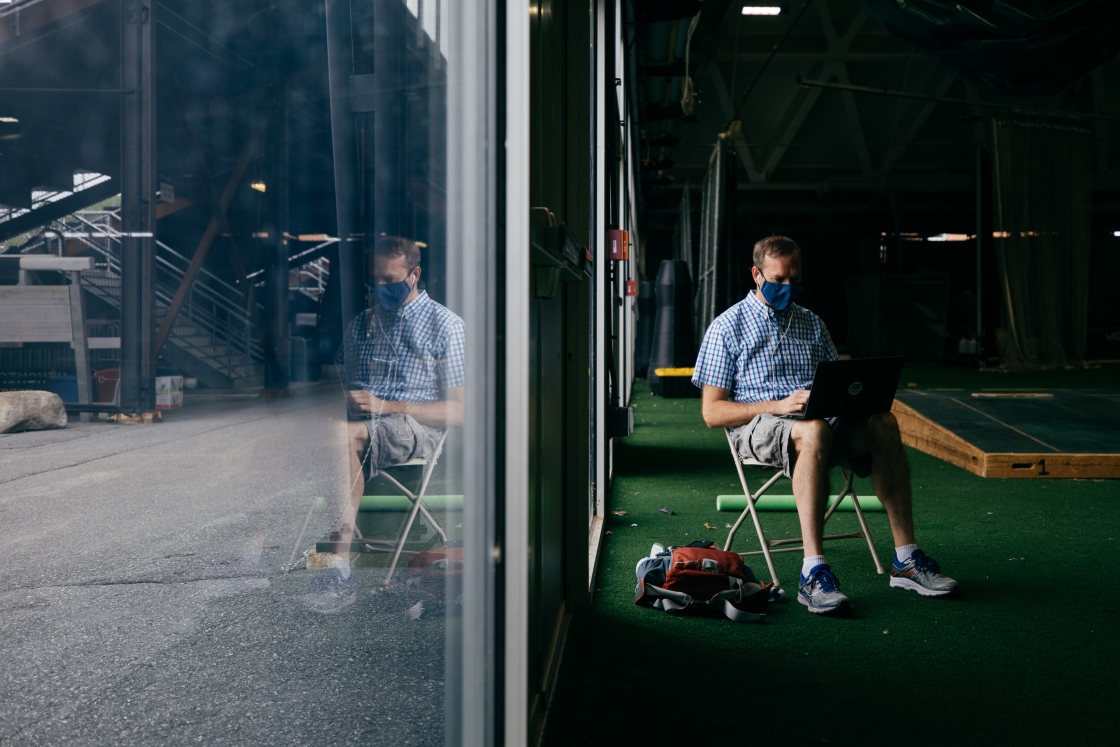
[{"x1": 0, "y1": 383, "x2": 448, "y2": 745}]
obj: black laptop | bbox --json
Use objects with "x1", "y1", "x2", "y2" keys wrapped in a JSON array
[{"x1": 797, "y1": 356, "x2": 905, "y2": 420}]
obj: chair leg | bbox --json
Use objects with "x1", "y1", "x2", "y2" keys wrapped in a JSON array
[
  {"x1": 382, "y1": 483, "x2": 427, "y2": 588},
  {"x1": 723, "y1": 431, "x2": 751, "y2": 551},
  {"x1": 379, "y1": 471, "x2": 448, "y2": 543},
  {"x1": 379, "y1": 431, "x2": 451, "y2": 587},
  {"x1": 724, "y1": 429, "x2": 783, "y2": 587},
  {"x1": 848, "y1": 480, "x2": 885, "y2": 575},
  {"x1": 724, "y1": 432, "x2": 888, "y2": 587},
  {"x1": 746, "y1": 492, "x2": 781, "y2": 588}
]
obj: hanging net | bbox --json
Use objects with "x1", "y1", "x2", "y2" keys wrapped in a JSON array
[
  {"x1": 694, "y1": 135, "x2": 740, "y2": 344},
  {"x1": 991, "y1": 120, "x2": 1092, "y2": 369},
  {"x1": 675, "y1": 180, "x2": 694, "y2": 277}
]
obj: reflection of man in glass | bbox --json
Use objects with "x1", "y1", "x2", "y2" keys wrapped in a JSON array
[{"x1": 308, "y1": 236, "x2": 464, "y2": 613}]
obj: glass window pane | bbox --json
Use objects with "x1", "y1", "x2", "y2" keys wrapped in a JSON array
[{"x1": 0, "y1": 1, "x2": 491, "y2": 743}]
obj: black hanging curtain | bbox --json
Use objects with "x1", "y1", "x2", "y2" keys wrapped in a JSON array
[{"x1": 991, "y1": 120, "x2": 1092, "y2": 369}]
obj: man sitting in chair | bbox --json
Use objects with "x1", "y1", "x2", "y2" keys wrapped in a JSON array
[
  {"x1": 692, "y1": 235, "x2": 958, "y2": 616},
  {"x1": 308, "y1": 235, "x2": 464, "y2": 613}
]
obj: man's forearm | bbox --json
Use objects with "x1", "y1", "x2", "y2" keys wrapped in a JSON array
[
  {"x1": 381, "y1": 398, "x2": 463, "y2": 428},
  {"x1": 702, "y1": 399, "x2": 780, "y2": 428}
]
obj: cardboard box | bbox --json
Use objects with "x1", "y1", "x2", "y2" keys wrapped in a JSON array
[
  {"x1": 156, "y1": 391, "x2": 183, "y2": 409},
  {"x1": 155, "y1": 376, "x2": 183, "y2": 394}
]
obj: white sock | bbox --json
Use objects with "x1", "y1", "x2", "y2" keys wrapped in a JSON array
[
  {"x1": 895, "y1": 544, "x2": 918, "y2": 564},
  {"x1": 329, "y1": 555, "x2": 352, "y2": 579},
  {"x1": 801, "y1": 555, "x2": 826, "y2": 577}
]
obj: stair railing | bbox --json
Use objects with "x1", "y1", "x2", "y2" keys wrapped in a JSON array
[{"x1": 30, "y1": 209, "x2": 267, "y2": 379}]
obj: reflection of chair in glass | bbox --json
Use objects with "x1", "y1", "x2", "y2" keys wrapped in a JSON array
[
  {"x1": 316, "y1": 427, "x2": 452, "y2": 587},
  {"x1": 373, "y1": 427, "x2": 450, "y2": 588},
  {"x1": 315, "y1": 423, "x2": 450, "y2": 586},
  {"x1": 722, "y1": 428, "x2": 884, "y2": 589}
]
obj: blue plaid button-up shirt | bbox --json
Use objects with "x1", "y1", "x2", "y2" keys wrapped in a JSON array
[
  {"x1": 692, "y1": 292, "x2": 837, "y2": 403},
  {"x1": 344, "y1": 291, "x2": 465, "y2": 403}
]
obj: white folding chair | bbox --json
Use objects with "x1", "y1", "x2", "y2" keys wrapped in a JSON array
[
  {"x1": 334, "y1": 428, "x2": 451, "y2": 587},
  {"x1": 723, "y1": 427, "x2": 884, "y2": 588}
]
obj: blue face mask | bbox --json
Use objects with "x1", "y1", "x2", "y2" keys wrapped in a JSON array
[
  {"x1": 758, "y1": 277, "x2": 802, "y2": 312},
  {"x1": 373, "y1": 275, "x2": 415, "y2": 311}
]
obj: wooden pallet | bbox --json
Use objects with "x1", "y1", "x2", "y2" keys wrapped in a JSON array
[
  {"x1": 110, "y1": 410, "x2": 162, "y2": 425},
  {"x1": 891, "y1": 391, "x2": 1120, "y2": 479}
]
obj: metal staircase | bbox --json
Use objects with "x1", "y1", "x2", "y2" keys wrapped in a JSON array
[{"x1": 11, "y1": 206, "x2": 265, "y2": 389}]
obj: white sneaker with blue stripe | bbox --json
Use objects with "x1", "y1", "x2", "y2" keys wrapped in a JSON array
[
  {"x1": 797, "y1": 564, "x2": 852, "y2": 615},
  {"x1": 890, "y1": 549, "x2": 960, "y2": 597}
]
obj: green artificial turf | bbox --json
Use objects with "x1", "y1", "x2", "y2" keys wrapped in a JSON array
[{"x1": 543, "y1": 380, "x2": 1120, "y2": 747}]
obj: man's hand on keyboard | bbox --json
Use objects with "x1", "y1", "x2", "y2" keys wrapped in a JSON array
[
  {"x1": 776, "y1": 389, "x2": 810, "y2": 415},
  {"x1": 346, "y1": 390, "x2": 388, "y2": 416}
]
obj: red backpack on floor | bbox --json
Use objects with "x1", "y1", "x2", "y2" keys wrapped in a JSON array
[
  {"x1": 634, "y1": 541, "x2": 770, "y2": 623},
  {"x1": 405, "y1": 545, "x2": 464, "y2": 598}
]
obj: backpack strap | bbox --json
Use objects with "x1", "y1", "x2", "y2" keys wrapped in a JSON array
[{"x1": 642, "y1": 580, "x2": 766, "y2": 623}]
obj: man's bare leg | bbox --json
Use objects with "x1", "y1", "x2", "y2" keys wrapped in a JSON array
[
  {"x1": 789, "y1": 418, "x2": 833, "y2": 556},
  {"x1": 845, "y1": 412, "x2": 915, "y2": 547},
  {"x1": 334, "y1": 420, "x2": 371, "y2": 554},
  {"x1": 789, "y1": 418, "x2": 852, "y2": 614},
  {"x1": 305, "y1": 421, "x2": 370, "y2": 611},
  {"x1": 846, "y1": 412, "x2": 960, "y2": 596}
]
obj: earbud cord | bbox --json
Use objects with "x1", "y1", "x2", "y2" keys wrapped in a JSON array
[{"x1": 773, "y1": 309, "x2": 793, "y2": 355}]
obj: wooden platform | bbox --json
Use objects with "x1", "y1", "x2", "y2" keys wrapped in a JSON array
[{"x1": 891, "y1": 389, "x2": 1120, "y2": 479}]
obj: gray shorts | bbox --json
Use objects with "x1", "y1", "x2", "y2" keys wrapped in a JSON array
[
  {"x1": 356, "y1": 413, "x2": 440, "y2": 479},
  {"x1": 732, "y1": 415, "x2": 873, "y2": 479}
]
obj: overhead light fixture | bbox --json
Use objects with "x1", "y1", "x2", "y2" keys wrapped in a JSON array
[
  {"x1": 250, "y1": 181, "x2": 266, "y2": 193},
  {"x1": 1114, "y1": 231, "x2": 1120, "y2": 237},
  {"x1": 0, "y1": 116, "x2": 18, "y2": 123},
  {"x1": 742, "y1": 5, "x2": 784, "y2": 15}
]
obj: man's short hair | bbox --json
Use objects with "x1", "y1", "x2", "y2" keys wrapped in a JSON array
[
  {"x1": 369, "y1": 235, "x2": 421, "y2": 274},
  {"x1": 752, "y1": 235, "x2": 802, "y2": 270}
]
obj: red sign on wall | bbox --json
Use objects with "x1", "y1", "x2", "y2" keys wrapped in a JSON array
[{"x1": 608, "y1": 229, "x2": 629, "y2": 261}]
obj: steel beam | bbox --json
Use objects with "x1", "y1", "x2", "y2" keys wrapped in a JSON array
[
  {"x1": 68, "y1": 270, "x2": 91, "y2": 422},
  {"x1": 172, "y1": 91, "x2": 254, "y2": 304},
  {"x1": 0, "y1": 178, "x2": 118, "y2": 244},
  {"x1": 763, "y1": 69, "x2": 825, "y2": 179},
  {"x1": 119, "y1": 0, "x2": 156, "y2": 414},
  {"x1": 153, "y1": 1, "x2": 254, "y2": 72},
  {"x1": 815, "y1": 3, "x2": 871, "y2": 175},
  {"x1": 0, "y1": 0, "x2": 104, "y2": 49},
  {"x1": 263, "y1": 86, "x2": 290, "y2": 390},
  {"x1": 798, "y1": 76, "x2": 1120, "y2": 123},
  {"x1": 154, "y1": 114, "x2": 268, "y2": 355},
  {"x1": 324, "y1": 0, "x2": 365, "y2": 331},
  {"x1": 878, "y1": 72, "x2": 956, "y2": 175},
  {"x1": 757, "y1": 4, "x2": 865, "y2": 181},
  {"x1": 707, "y1": 67, "x2": 765, "y2": 183}
]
